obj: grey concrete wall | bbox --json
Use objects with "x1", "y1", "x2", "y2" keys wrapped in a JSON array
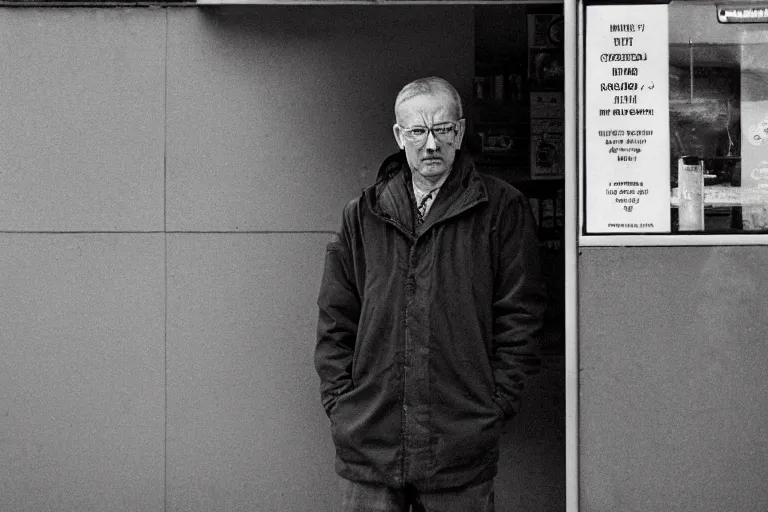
[
  {"x1": 579, "y1": 247, "x2": 768, "y2": 512},
  {"x1": 0, "y1": 6, "x2": 563, "y2": 511},
  {"x1": 0, "y1": 9, "x2": 167, "y2": 512}
]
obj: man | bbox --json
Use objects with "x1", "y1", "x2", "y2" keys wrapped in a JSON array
[{"x1": 315, "y1": 77, "x2": 546, "y2": 512}]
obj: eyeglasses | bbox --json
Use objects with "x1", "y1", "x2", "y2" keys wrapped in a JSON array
[{"x1": 398, "y1": 120, "x2": 463, "y2": 146}]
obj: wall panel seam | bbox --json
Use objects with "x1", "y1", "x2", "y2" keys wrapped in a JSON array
[
  {"x1": 0, "y1": 231, "x2": 166, "y2": 234},
  {"x1": 164, "y1": 8, "x2": 169, "y2": 512}
]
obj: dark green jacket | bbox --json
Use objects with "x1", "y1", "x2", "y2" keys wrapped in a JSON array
[{"x1": 315, "y1": 150, "x2": 546, "y2": 491}]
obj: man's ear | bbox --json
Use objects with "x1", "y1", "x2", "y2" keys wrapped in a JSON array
[
  {"x1": 454, "y1": 118, "x2": 466, "y2": 149},
  {"x1": 392, "y1": 124, "x2": 405, "y2": 150}
]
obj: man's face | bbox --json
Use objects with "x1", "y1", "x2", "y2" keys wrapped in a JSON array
[{"x1": 392, "y1": 91, "x2": 465, "y2": 183}]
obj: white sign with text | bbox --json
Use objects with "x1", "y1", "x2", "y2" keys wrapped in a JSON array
[{"x1": 585, "y1": 4, "x2": 670, "y2": 233}]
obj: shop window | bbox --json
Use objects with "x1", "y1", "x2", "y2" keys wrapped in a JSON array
[{"x1": 582, "y1": 1, "x2": 768, "y2": 238}]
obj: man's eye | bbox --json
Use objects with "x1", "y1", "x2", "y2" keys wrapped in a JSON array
[
  {"x1": 433, "y1": 125, "x2": 453, "y2": 135},
  {"x1": 409, "y1": 128, "x2": 427, "y2": 137}
]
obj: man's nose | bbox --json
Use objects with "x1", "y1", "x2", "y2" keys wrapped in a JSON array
[{"x1": 424, "y1": 130, "x2": 438, "y2": 151}]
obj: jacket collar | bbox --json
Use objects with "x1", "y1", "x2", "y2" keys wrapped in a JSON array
[{"x1": 363, "y1": 150, "x2": 488, "y2": 235}]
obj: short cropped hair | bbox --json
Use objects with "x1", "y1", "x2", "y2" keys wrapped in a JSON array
[{"x1": 394, "y1": 77, "x2": 463, "y2": 122}]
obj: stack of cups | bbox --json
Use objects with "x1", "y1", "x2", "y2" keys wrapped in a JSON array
[{"x1": 678, "y1": 155, "x2": 704, "y2": 231}]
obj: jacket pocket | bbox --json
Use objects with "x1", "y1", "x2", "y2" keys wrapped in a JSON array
[
  {"x1": 328, "y1": 385, "x2": 367, "y2": 462},
  {"x1": 329, "y1": 380, "x2": 401, "y2": 468}
]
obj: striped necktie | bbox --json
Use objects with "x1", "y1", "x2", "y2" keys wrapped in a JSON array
[{"x1": 416, "y1": 191, "x2": 434, "y2": 226}]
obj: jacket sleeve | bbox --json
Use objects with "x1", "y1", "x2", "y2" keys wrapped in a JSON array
[
  {"x1": 491, "y1": 193, "x2": 547, "y2": 420},
  {"x1": 314, "y1": 213, "x2": 361, "y2": 417}
]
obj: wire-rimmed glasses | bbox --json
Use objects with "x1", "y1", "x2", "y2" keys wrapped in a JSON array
[{"x1": 397, "y1": 120, "x2": 463, "y2": 146}]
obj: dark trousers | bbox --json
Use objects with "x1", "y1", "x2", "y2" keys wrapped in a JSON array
[{"x1": 339, "y1": 477, "x2": 495, "y2": 512}]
